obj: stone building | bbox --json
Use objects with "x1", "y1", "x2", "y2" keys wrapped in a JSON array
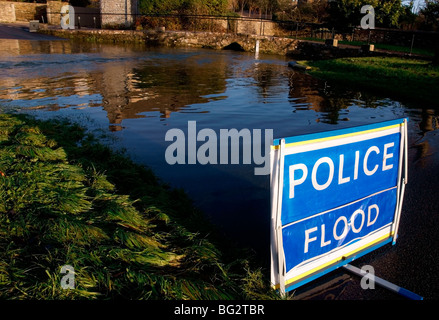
[{"x1": 100, "y1": 0, "x2": 139, "y2": 27}]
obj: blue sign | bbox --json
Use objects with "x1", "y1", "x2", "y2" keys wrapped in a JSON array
[
  {"x1": 282, "y1": 188, "x2": 397, "y2": 273},
  {"x1": 270, "y1": 119, "x2": 408, "y2": 293},
  {"x1": 282, "y1": 133, "x2": 400, "y2": 225}
]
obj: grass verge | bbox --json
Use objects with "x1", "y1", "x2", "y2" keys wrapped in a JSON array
[
  {"x1": 301, "y1": 56, "x2": 439, "y2": 107},
  {"x1": 0, "y1": 113, "x2": 279, "y2": 300},
  {"x1": 299, "y1": 38, "x2": 435, "y2": 57}
]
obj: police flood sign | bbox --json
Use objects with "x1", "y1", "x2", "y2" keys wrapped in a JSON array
[{"x1": 270, "y1": 119, "x2": 408, "y2": 293}]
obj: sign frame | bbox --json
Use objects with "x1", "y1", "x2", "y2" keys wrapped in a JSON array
[{"x1": 270, "y1": 118, "x2": 408, "y2": 294}]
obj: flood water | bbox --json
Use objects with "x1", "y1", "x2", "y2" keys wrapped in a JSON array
[{"x1": 1, "y1": 38, "x2": 439, "y2": 299}]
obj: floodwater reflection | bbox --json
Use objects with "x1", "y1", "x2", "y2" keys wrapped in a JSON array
[
  {"x1": 1, "y1": 38, "x2": 408, "y2": 130},
  {"x1": 0, "y1": 38, "x2": 437, "y2": 256}
]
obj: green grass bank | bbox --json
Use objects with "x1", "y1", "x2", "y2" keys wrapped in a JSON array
[
  {"x1": 301, "y1": 56, "x2": 439, "y2": 107},
  {"x1": 0, "y1": 113, "x2": 278, "y2": 300},
  {"x1": 299, "y1": 37, "x2": 436, "y2": 57}
]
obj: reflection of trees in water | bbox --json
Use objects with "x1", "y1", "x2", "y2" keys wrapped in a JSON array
[
  {"x1": 1, "y1": 51, "x2": 229, "y2": 127},
  {"x1": 287, "y1": 71, "x2": 352, "y2": 124},
  {"x1": 286, "y1": 67, "x2": 439, "y2": 165},
  {"x1": 1, "y1": 40, "x2": 231, "y2": 128},
  {"x1": 5, "y1": 39, "x2": 434, "y2": 136},
  {"x1": 419, "y1": 109, "x2": 438, "y2": 133},
  {"x1": 285, "y1": 67, "x2": 439, "y2": 165},
  {"x1": 101, "y1": 57, "x2": 229, "y2": 122},
  {"x1": 412, "y1": 108, "x2": 439, "y2": 165},
  {"x1": 251, "y1": 63, "x2": 283, "y2": 99},
  {"x1": 286, "y1": 70, "x2": 411, "y2": 125}
]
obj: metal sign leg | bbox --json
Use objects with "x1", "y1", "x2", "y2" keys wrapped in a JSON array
[{"x1": 343, "y1": 264, "x2": 423, "y2": 300}]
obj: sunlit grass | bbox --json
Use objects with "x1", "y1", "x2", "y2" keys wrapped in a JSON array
[
  {"x1": 302, "y1": 57, "x2": 439, "y2": 106},
  {"x1": 0, "y1": 113, "x2": 280, "y2": 300},
  {"x1": 299, "y1": 37, "x2": 436, "y2": 57}
]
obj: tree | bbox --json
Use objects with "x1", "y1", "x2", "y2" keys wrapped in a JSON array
[
  {"x1": 273, "y1": 0, "x2": 328, "y2": 23},
  {"x1": 138, "y1": 0, "x2": 229, "y2": 15},
  {"x1": 272, "y1": 0, "x2": 296, "y2": 20},
  {"x1": 229, "y1": 0, "x2": 277, "y2": 16},
  {"x1": 419, "y1": 0, "x2": 439, "y2": 30},
  {"x1": 379, "y1": 0, "x2": 406, "y2": 27},
  {"x1": 420, "y1": 1, "x2": 439, "y2": 64},
  {"x1": 327, "y1": 0, "x2": 405, "y2": 29},
  {"x1": 399, "y1": 1, "x2": 418, "y2": 29},
  {"x1": 300, "y1": 0, "x2": 329, "y2": 23}
]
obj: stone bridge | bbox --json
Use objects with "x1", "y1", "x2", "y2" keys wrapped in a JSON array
[
  {"x1": 39, "y1": 28, "x2": 300, "y2": 56},
  {"x1": 39, "y1": 27, "x2": 393, "y2": 60}
]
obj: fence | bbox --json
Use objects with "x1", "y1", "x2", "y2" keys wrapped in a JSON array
[
  {"x1": 42, "y1": 11, "x2": 439, "y2": 53},
  {"x1": 350, "y1": 27, "x2": 439, "y2": 51},
  {"x1": 45, "y1": 12, "x2": 293, "y2": 37}
]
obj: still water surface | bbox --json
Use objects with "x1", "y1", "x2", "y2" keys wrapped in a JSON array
[{"x1": 0, "y1": 39, "x2": 437, "y2": 261}]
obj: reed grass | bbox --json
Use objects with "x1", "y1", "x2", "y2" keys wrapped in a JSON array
[{"x1": 0, "y1": 113, "x2": 279, "y2": 300}]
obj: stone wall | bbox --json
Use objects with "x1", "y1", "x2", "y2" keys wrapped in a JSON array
[
  {"x1": 39, "y1": 27, "x2": 419, "y2": 60},
  {"x1": 38, "y1": 28, "x2": 300, "y2": 56},
  {"x1": 135, "y1": 16, "x2": 291, "y2": 37},
  {"x1": 46, "y1": 1, "x2": 69, "y2": 25},
  {"x1": 13, "y1": 1, "x2": 46, "y2": 22},
  {"x1": 0, "y1": 1, "x2": 46, "y2": 22},
  {"x1": 236, "y1": 19, "x2": 290, "y2": 37},
  {"x1": 101, "y1": 0, "x2": 138, "y2": 27},
  {"x1": 0, "y1": 1, "x2": 16, "y2": 23},
  {"x1": 1, "y1": 1, "x2": 99, "y2": 26}
]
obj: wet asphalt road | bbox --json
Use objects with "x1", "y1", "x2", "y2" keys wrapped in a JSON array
[{"x1": 0, "y1": 23, "x2": 63, "y2": 40}]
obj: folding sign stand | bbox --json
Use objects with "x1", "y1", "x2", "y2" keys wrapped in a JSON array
[
  {"x1": 270, "y1": 119, "x2": 422, "y2": 299},
  {"x1": 342, "y1": 264, "x2": 423, "y2": 300}
]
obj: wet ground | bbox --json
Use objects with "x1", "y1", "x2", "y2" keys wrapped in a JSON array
[
  {"x1": 1, "y1": 23, "x2": 439, "y2": 300},
  {"x1": 0, "y1": 23, "x2": 62, "y2": 41}
]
